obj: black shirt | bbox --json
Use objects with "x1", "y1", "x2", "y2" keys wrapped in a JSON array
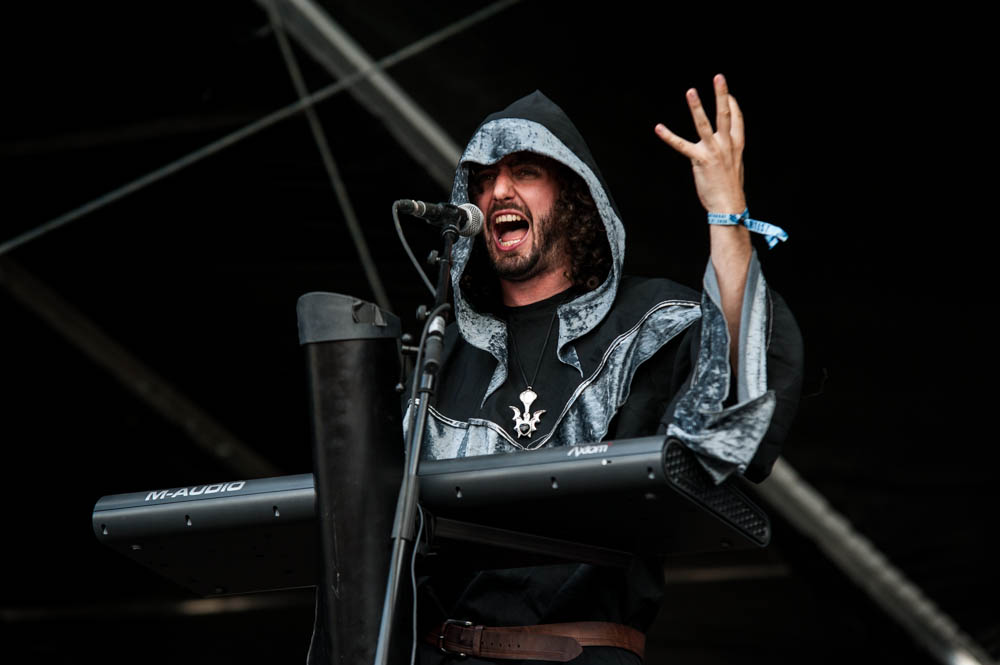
[{"x1": 485, "y1": 288, "x2": 580, "y2": 445}]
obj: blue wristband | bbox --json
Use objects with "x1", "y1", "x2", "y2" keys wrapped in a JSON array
[{"x1": 707, "y1": 208, "x2": 788, "y2": 249}]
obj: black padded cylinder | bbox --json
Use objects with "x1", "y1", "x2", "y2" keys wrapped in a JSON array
[{"x1": 298, "y1": 293, "x2": 407, "y2": 665}]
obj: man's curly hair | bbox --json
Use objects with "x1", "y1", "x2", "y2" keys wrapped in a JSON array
[{"x1": 460, "y1": 154, "x2": 612, "y2": 312}]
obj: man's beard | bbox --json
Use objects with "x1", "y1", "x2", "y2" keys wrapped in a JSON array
[{"x1": 488, "y1": 201, "x2": 571, "y2": 283}]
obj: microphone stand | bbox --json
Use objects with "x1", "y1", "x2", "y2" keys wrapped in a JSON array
[{"x1": 372, "y1": 217, "x2": 459, "y2": 665}]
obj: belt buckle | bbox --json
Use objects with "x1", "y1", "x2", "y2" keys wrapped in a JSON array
[{"x1": 438, "y1": 618, "x2": 473, "y2": 657}]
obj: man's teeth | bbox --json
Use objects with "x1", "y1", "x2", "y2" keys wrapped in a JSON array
[{"x1": 493, "y1": 213, "x2": 528, "y2": 247}]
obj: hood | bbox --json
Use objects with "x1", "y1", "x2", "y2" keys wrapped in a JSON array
[{"x1": 448, "y1": 90, "x2": 627, "y2": 404}]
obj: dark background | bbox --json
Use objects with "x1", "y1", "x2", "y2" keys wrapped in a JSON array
[{"x1": 1, "y1": 2, "x2": 993, "y2": 663}]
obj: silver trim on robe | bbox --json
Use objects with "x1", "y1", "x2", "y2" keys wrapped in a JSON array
[
  {"x1": 414, "y1": 300, "x2": 700, "y2": 459},
  {"x1": 667, "y1": 253, "x2": 776, "y2": 483}
]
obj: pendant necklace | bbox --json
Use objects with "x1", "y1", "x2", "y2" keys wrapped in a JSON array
[{"x1": 507, "y1": 301, "x2": 561, "y2": 439}]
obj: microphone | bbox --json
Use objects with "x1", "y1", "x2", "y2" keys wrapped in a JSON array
[{"x1": 395, "y1": 200, "x2": 484, "y2": 237}]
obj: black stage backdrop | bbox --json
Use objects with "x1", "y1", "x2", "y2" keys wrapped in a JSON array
[{"x1": 1, "y1": 3, "x2": 993, "y2": 663}]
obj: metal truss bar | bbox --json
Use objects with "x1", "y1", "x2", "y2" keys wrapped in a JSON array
[
  {"x1": 757, "y1": 458, "x2": 997, "y2": 665},
  {"x1": 0, "y1": 258, "x2": 280, "y2": 478},
  {"x1": 664, "y1": 563, "x2": 789, "y2": 584},
  {"x1": 262, "y1": 0, "x2": 520, "y2": 190},
  {"x1": 1, "y1": 588, "x2": 313, "y2": 621},
  {"x1": 0, "y1": 0, "x2": 518, "y2": 258},
  {"x1": 268, "y1": 6, "x2": 392, "y2": 313},
  {"x1": 375, "y1": 0, "x2": 520, "y2": 73},
  {"x1": 0, "y1": 112, "x2": 264, "y2": 156},
  {"x1": 0, "y1": 89, "x2": 329, "y2": 258}
]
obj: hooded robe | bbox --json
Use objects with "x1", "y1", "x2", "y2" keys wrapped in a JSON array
[{"x1": 411, "y1": 92, "x2": 803, "y2": 664}]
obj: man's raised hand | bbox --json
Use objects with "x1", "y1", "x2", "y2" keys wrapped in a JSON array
[{"x1": 654, "y1": 74, "x2": 746, "y2": 215}]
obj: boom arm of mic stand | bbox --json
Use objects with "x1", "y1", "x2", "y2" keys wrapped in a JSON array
[{"x1": 373, "y1": 224, "x2": 458, "y2": 665}]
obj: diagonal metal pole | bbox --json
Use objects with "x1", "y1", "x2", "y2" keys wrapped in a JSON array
[
  {"x1": 757, "y1": 458, "x2": 997, "y2": 665},
  {"x1": 260, "y1": 0, "x2": 479, "y2": 189},
  {"x1": 0, "y1": 258, "x2": 280, "y2": 478},
  {"x1": 267, "y1": 5, "x2": 392, "y2": 313}
]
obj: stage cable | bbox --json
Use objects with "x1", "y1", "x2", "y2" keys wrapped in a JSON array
[
  {"x1": 0, "y1": 0, "x2": 522, "y2": 258},
  {"x1": 393, "y1": 203, "x2": 437, "y2": 296},
  {"x1": 410, "y1": 503, "x2": 425, "y2": 665},
  {"x1": 394, "y1": 302, "x2": 448, "y2": 665}
]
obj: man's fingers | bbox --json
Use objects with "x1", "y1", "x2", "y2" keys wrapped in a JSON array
[
  {"x1": 686, "y1": 89, "x2": 715, "y2": 143},
  {"x1": 654, "y1": 123, "x2": 697, "y2": 158},
  {"x1": 729, "y1": 95, "x2": 745, "y2": 150},
  {"x1": 657, "y1": 80, "x2": 744, "y2": 164},
  {"x1": 714, "y1": 74, "x2": 731, "y2": 148}
]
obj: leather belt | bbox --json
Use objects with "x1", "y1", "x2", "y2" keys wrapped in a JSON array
[{"x1": 430, "y1": 619, "x2": 645, "y2": 662}]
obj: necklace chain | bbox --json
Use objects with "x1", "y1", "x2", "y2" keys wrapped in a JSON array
[
  {"x1": 508, "y1": 296, "x2": 563, "y2": 390},
  {"x1": 506, "y1": 291, "x2": 571, "y2": 439}
]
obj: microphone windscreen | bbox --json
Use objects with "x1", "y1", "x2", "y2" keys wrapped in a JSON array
[{"x1": 459, "y1": 203, "x2": 484, "y2": 237}]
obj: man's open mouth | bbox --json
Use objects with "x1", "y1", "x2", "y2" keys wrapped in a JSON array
[{"x1": 492, "y1": 212, "x2": 530, "y2": 250}]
